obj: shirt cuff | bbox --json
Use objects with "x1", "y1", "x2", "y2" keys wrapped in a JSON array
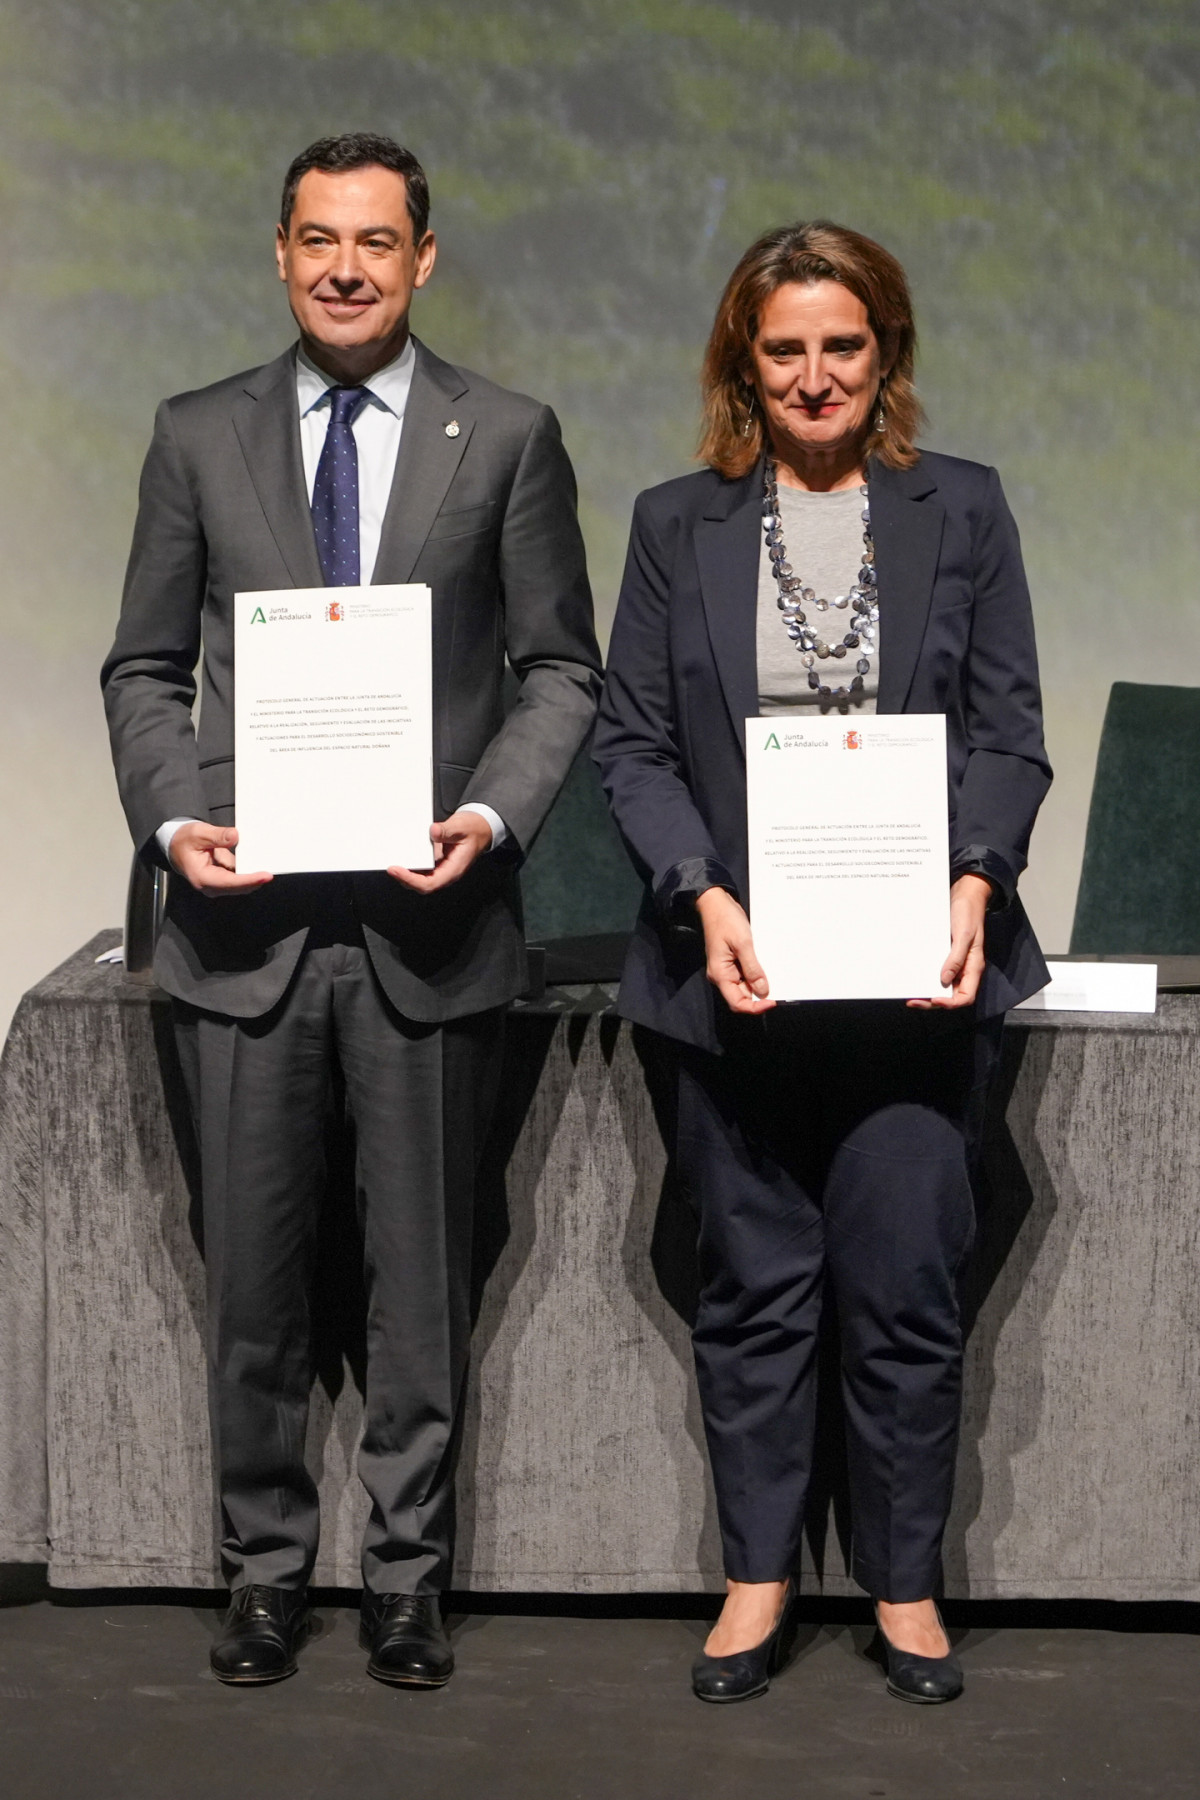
[
  {"x1": 458, "y1": 804, "x2": 506, "y2": 851},
  {"x1": 155, "y1": 818, "x2": 199, "y2": 863}
]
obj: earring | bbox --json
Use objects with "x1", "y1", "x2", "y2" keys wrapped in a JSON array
[
  {"x1": 874, "y1": 379, "x2": 887, "y2": 434},
  {"x1": 743, "y1": 390, "x2": 756, "y2": 437}
]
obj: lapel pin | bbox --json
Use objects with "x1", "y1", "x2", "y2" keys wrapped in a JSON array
[{"x1": 445, "y1": 419, "x2": 460, "y2": 438}]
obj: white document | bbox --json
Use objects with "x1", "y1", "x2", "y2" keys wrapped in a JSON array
[
  {"x1": 1015, "y1": 961, "x2": 1158, "y2": 1013},
  {"x1": 234, "y1": 585, "x2": 433, "y2": 874},
  {"x1": 746, "y1": 714, "x2": 951, "y2": 1002}
]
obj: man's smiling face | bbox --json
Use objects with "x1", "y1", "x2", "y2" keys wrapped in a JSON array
[{"x1": 275, "y1": 164, "x2": 436, "y2": 376}]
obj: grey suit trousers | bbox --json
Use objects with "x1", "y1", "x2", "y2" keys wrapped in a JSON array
[{"x1": 173, "y1": 882, "x2": 504, "y2": 1595}]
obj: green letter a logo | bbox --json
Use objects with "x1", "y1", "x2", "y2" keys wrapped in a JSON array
[
  {"x1": 250, "y1": 607, "x2": 267, "y2": 624},
  {"x1": 764, "y1": 732, "x2": 781, "y2": 750}
]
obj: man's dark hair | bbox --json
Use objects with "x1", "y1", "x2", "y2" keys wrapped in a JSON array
[{"x1": 280, "y1": 133, "x2": 430, "y2": 241}]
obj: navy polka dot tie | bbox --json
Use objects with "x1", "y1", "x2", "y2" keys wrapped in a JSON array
[{"x1": 311, "y1": 386, "x2": 368, "y2": 586}]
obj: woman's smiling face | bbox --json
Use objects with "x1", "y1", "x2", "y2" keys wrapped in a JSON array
[{"x1": 749, "y1": 278, "x2": 887, "y2": 472}]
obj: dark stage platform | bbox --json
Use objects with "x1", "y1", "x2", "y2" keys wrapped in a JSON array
[{"x1": 1, "y1": 1577, "x2": 1197, "y2": 1799}]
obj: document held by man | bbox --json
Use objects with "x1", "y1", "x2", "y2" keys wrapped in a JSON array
[
  {"x1": 234, "y1": 585, "x2": 434, "y2": 873},
  {"x1": 745, "y1": 714, "x2": 951, "y2": 1002}
]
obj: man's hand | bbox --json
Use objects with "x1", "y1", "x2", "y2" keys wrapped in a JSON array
[
  {"x1": 387, "y1": 809, "x2": 493, "y2": 894},
  {"x1": 167, "y1": 823, "x2": 273, "y2": 896},
  {"x1": 696, "y1": 887, "x2": 775, "y2": 1015},
  {"x1": 908, "y1": 873, "x2": 991, "y2": 1010}
]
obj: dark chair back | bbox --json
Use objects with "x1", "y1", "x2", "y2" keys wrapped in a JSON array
[
  {"x1": 1069, "y1": 681, "x2": 1200, "y2": 954},
  {"x1": 123, "y1": 853, "x2": 169, "y2": 979},
  {"x1": 520, "y1": 745, "x2": 643, "y2": 946}
]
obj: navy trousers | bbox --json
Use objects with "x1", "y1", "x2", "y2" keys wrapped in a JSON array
[{"x1": 674, "y1": 1002, "x2": 999, "y2": 1601}]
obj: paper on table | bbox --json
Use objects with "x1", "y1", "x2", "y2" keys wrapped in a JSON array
[
  {"x1": 234, "y1": 585, "x2": 433, "y2": 874},
  {"x1": 746, "y1": 713, "x2": 951, "y2": 1002},
  {"x1": 1014, "y1": 961, "x2": 1157, "y2": 1013}
]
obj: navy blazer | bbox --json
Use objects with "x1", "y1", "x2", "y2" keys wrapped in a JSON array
[{"x1": 593, "y1": 451, "x2": 1053, "y2": 1052}]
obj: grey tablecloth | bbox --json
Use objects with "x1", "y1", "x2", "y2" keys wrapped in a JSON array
[{"x1": 2, "y1": 934, "x2": 1198, "y2": 1597}]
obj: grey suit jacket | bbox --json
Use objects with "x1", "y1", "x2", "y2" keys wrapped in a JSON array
[{"x1": 101, "y1": 338, "x2": 601, "y2": 1020}]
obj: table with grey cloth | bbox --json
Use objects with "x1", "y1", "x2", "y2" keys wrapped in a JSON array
[{"x1": 1, "y1": 932, "x2": 1198, "y2": 1599}]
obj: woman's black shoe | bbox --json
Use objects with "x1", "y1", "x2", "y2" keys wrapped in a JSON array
[
  {"x1": 210, "y1": 1584, "x2": 311, "y2": 1685},
  {"x1": 691, "y1": 1584, "x2": 794, "y2": 1703},
  {"x1": 873, "y1": 1604, "x2": 963, "y2": 1704}
]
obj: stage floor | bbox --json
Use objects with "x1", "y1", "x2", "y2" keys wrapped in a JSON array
[{"x1": 1, "y1": 1582, "x2": 1196, "y2": 1798}]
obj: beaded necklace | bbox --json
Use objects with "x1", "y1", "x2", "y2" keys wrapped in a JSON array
[{"x1": 762, "y1": 461, "x2": 878, "y2": 703}]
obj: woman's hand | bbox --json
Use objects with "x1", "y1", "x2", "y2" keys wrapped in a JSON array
[
  {"x1": 696, "y1": 887, "x2": 775, "y2": 1015},
  {"x1": 908, "y1": 873, "x2": 992, "y2": 1010}
]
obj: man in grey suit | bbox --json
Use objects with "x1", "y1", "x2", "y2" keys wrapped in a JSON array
[{"x1": 101, "y1": 132, "x2": 600, "y2": 1688}]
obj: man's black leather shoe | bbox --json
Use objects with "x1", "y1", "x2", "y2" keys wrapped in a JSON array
[
  {"x1": 210, "y1": 1584, "x2": 311, "y2": 1686},
  {"x1": 360, "y1": 1592, "x2": 454, "y2": 1688}
]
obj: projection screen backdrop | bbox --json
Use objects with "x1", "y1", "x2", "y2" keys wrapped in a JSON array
[{"x1": 1, "y1": 0, "x2": 1197, "y2": 1029}]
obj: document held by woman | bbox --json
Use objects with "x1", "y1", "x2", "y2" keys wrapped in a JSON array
[
  {"x1": 233, "y1": 584, "x2": 434, "y2": 873},
  {"x1": 745, "y1": 714, "x2": 952, "y2": 1002}
]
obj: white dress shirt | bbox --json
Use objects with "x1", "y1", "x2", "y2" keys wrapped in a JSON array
[
  {"x1": 157, "y1": 338, "x2": 505, "y2": 861},
  {"x1": 295, "y1": 338, "x2": 413, "y2": 586}
]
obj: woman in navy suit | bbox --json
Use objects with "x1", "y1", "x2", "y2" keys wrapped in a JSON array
[{"x1": 593, "y1": 222, "x2": 1051, "y2": 1705}]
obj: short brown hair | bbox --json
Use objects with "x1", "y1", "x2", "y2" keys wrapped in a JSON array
[{"x1": 698, "y1": 220, "x2": 924, "y2": 478}]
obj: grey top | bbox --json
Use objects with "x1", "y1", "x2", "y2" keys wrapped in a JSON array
[{"x1": 756, "y1": 483, "x2": 879, "y2": 715}]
